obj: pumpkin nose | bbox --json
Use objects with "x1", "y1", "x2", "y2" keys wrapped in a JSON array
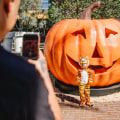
[
  {"x1": 90, "y1": 44, "x2": 112, "y2": 68},
  {"x1": 92, "y1": 45, "x2": 103, "y2": 58}
]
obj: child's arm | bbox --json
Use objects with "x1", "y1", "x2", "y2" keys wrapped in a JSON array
[
  {"x1": 88, "y1": 71, "x2": 93, "y2": 83},
  {"x1": 76, "y1": 69, "x2": 81, "y2": 82}
]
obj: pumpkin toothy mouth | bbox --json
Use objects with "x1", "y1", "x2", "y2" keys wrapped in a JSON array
[{"x1": 66, "y1": 55, "x2": 117, "y2": 74}]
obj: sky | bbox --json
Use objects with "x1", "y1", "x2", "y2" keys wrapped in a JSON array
[{"x1": 41, "y1": 0, "x2": 50, "y2": 9}]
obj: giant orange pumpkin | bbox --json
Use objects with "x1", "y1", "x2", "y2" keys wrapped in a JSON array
[{"x1": 44, "y1": 1, "x2": 120, "y2": 87}]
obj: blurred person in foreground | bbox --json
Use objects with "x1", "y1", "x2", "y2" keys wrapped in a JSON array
[{"x1": 0, "y1": 0, "x2": 61, "y2": 120}]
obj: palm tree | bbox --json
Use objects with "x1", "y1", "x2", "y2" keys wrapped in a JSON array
[{"x1": 16, "y1": 0, "x2": 42, "y2": 32}]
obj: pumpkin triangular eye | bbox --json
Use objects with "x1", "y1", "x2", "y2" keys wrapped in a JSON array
[
  {"x1": 105, "y1": 28, "x2": 118, "y2": 38},
  {"x1": 72, "y1": 29, "x2": 86, "y2": 39},
  {"x1": 92, "y1": 44, "x2": 103, "y2": 58}
]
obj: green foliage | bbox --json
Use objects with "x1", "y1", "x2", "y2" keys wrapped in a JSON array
[
  {"x1": 17, "y1": 0, "x2": 42, "y2": 32},
  {"x1": 20, "y1": 0, "x2": 41, "y2": 12},
  {"x1": 48, "y1": 0, "x2": 120, "y2": 28}
]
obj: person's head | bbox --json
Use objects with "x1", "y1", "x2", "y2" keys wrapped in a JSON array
[
  {"x1": 0, "y1": 0, "x2": 21, "y2": 41},
  {"x1": 79, "y1": 57, "x2": 89, "y2": 69}
]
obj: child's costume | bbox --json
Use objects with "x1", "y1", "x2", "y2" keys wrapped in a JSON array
[{"x1": 76, "y1": 57, "x2": 94, "y2": 107}]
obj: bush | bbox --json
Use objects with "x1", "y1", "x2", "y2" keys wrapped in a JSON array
[{"x1": 48, "y1": 0, "x2": 120, "y2": 28}]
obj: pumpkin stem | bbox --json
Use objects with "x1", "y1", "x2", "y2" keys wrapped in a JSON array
[{"x1": 79, "y1": 1, "x2": 101, "y2": 20}]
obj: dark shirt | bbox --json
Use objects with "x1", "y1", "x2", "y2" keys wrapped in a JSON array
[{"x1": 0, "y1": 46, "x2": 54, "y2": 120}]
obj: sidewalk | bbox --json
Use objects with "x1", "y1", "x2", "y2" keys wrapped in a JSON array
[{"x1": 57, "y1": 91, "x2": 120, "y2": 120}]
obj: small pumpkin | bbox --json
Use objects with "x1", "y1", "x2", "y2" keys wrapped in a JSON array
[{"x1": 44, "y1": 1, "x2": 120, "y2": 87}]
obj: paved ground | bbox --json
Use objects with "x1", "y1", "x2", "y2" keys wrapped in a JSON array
[{"x1": 56, "y1": 91, "x2": 120, "y2": 120}]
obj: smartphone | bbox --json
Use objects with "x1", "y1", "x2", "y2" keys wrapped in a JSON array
[{"x1": 22, "y1": 34, "x2": 40, "y2": 60}]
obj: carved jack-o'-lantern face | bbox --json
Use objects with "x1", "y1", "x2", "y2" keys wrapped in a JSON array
[{"x1": 44, "y1": 1, "x2": 120, "y2": 87}]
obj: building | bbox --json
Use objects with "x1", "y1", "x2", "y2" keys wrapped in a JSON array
[{"x1": 41, "y1": 0, "x2": 50, "y2": 10}]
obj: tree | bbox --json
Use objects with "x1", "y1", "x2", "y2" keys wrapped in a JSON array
[
  {"x1": 48, "y1": 0, "x2": 120, "y2": 29},
  {"x1": 16, "y1": 0, "x2": 48, "y2": 33},
  {"x1": 15, "y1": 0, "x2": 40, "y2": 31}
]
